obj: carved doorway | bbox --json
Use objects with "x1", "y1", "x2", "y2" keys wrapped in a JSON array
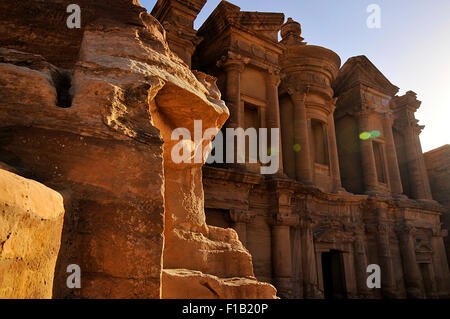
[{"x1": 321, "y1": 250, "x2": 347, "y2": 299}]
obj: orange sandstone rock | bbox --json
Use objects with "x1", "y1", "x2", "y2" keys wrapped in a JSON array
[
  {"x1": 0, "y1": 0, "x2": 276, "y2": 299},
  {"x1": 0, "y1": 169, "x2": 65, "y2": 299},
  {"x1": 162, "y1": 269, "x2": 277, "y2": 299}
]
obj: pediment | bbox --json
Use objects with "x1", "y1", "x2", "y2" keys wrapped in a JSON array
[
  {"x1": 314, "y1": 227, "x2": 350, "y2": 243},
  {"x1": 197, "y1": 1, "x2": 284, "y2": 44},
  {"x1": 415, "y1": 239, "x2": 433, "y2": 254},
  {"x1": 334, "y1": 55, "x2": 399, "y2": 97}
]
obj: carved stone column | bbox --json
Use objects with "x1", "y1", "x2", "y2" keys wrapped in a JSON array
[
  {"x1": 391, "y1": 91, "x2": 432, "y2": 200},
  {"x1": 288, "y1": 89, "x2": 313, "y2": 184},
  {"x1": 342, "y1": 251, "x2": 358, "y2": 298},
  {"x1": 151, "y1": 0, "x2": 206, "y2": 67},
  {"x1": 279, "y1": 18, "x2": 340, "y2": 187},
  {"x1": 217, "y1": 52, "x2": 249, "y2": 129},
  {"x1": 404, "y1": 123, "x2": 433, "y2": 200},
  {"x1": 422, "y1": 262, "x2": 438, "y2": 298},
  {"x1": 301, "y1": 216, "x2": 319, "y2": 298},
  {"x1": 431, "y1": 227, "x2": 450, "y2": 297},
  {"x1": 271, "y1": 214, "x2": 299, "y2": 299},
  {"x1": 377, "y1": 223, "x2": 397, "y2": 298},
  {"x1": 395, "y1": 224, "x2": 425, "y2": 298},
  {"x1": 266, "y1": 69, "x2": 283, "y2": 174},
  {"x1": 382, "y1": 114, "x2": 403, "y2": 195},
  {"x1": 358, "y1": 111, "x2": 378, "y2": 193},
  {"x1": 368, "y1": 209, "x2": 397, "y2": 298},
  {"x1": 315, "y1": 250, "x2": 325, "y2": 299},
  {"x1": 328, "y1": 100, "x2": 343, "y2": 192},
  {"x1": 229, "y1": 209, "x2": 255, "y2": 246},
  {"x1": 353, "y1": 225, "x2": 372, "y2": 298}
]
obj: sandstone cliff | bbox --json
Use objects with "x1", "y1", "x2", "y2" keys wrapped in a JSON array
[
  {"x1": 0, "y1": 168, "x2": 65, "y2": 298},
  {"x1": 0, "y1": 0, "x2": 276, "y2": 298}
]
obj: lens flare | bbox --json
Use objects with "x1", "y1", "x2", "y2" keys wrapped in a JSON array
[
  {"x1": 370, "y1": 130, "x2": 381, "y2": 138},
  {"x1": 359, "y1": 132, "x2": 371, "y2": 140},
  {"x1": 268, "y1": 147, "x2": 279, "y2": 156},
  {"x1": 293, "y1": 144, "x2": 301, "y2": 152}
]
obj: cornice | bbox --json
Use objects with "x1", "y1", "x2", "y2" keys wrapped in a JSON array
[{"x1": 197, "y1": 1, "x2": 283, "y2": 52}]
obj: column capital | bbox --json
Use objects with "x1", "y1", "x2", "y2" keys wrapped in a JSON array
[
  {"x1": 395, "y1": 116, "x2": 423, "y2": 132},
  {"x1": 357, "y1": 109, "x2": 373, "y2": 119},
  {"x1": 345, "y1": 222, "x2": 366, "y2": 237},
  {"x1": 271, "y1": 214, "x2": 299, "y2": 227},
  {"x1": 286, "y1": 86, "x2": 308, "y2": 101},
  {"x1": 400, "y1": 121, "x2": 425, "y2": 135},
  {"x1": 330, "y1": 96, "x2": 338, "y2": 106},
  {"x1": 299, "y1": 215, "x2": 315, "y2": 229},
  {"x1": 395, "y1": 223, "x2": 417, "y2": 238},
  {"x1": 366, "y1": 222, "x2": 392, "y2": 235},
  {"x1": 353, "y1": 232, "x2": 367, "y2": 253},
  {"x1": 378, "y1": 223, "x2": 392, "y2": 234},
  {"x1": 229, "y1": 209, "x2": 256, "y2": 224},
  {"x1": 432, "y1": 226, "x2": 448, "y2": 238},
  {"x1": 266, "y1": 68, "x2": 281, "y2": 86},
  {"x1": 328, "y1": 97, "x2": 338, "y2": 112},
  {"x1": 216, "y1": 51, "x2": 249, "y2": 72},
  {"x1": 382, "y1": 112, "x2": 395, "y2": 124}
]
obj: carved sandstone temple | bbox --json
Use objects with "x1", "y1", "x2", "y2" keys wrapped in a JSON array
[
  {"x1": 153, "y1": 0, "x2": 450, "y2": 299},
  {"x1": 0, "y1": 0, "x2": 448, "y2": 299}
]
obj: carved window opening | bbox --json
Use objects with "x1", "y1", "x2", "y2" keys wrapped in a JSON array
[
  {"x1": 244, "y1": 102, "x2": 259, "y2": 163},
  {"x1": 311, "y1": 119, "x2": 329, "y2": 166},
  {"x1": 244, "y1": 102, "x2": 259, "y2": 130},
  {"x1": 373, "y1": 141, "x2": 387, "y2": 183},
  {"x1": 52, "y1": 70, "x2": 73, "y2": 108}
]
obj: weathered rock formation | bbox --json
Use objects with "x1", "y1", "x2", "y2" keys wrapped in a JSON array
[
  {"x1": 0, "y1": 0, "x2": 276, "y2": 298},
  {"x1": 0, "y1": 168, "x2": 65, "y2": 298},
  {"x1": 3, "y1": 0, "x2": 447, "y2": 300}
]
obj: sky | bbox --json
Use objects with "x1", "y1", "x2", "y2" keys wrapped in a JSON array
[{"x1": 140, "y1": 0, "x2": 450, "y2": 152}]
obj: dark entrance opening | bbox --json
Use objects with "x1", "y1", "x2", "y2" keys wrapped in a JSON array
[{"x1": 321, "y1": 250, "x2": 347, "y2": 299}]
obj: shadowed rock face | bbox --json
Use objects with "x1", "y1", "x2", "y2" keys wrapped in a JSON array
[
  {"x1": 0, "y1": 0, "x2": 147, "y2": 70},
  {"x1": 0, "y1": 0, "x2": 276, "y2": 298}
]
